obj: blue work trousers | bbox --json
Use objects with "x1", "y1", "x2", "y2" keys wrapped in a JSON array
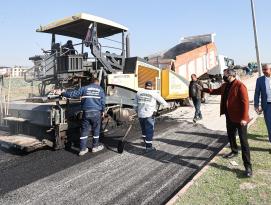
[
  {"x1": 139, "y1": 117, "x2": 155, "y2": 148},
  {"x1": 80, "y1": 110, "x2": 101, "y2": 150}
]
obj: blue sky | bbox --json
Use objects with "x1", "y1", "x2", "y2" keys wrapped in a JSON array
[{"x1": 0, "y1": 0, "x2": 270, "y2": 66}]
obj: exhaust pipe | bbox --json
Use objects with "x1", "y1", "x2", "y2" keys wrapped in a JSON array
[{"x1": 126, "y1": 33, "x2": 130, "y2": 58}]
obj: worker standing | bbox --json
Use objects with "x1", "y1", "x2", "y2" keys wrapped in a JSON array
[
  {"x1": 56, "y1": 78, "x2": 105, "y2": 156},
  {"x1": 135, "y1": 81, "x2": 169, "y2": 152},
  {"x1": 189, "y1": 74, "x2": 204, "y2": 122}
]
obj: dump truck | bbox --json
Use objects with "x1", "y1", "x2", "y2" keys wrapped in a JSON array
[{"x1": 147, "y1": 33, "x2": 234, "y2": 82}]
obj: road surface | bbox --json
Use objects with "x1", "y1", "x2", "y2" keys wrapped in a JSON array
[{"x1": 0, "y1": 75, "x2": 257, "y2": 205}]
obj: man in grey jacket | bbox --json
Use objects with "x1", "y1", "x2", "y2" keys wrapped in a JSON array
[{"x1": 135, "y1": 81, "x2": 169, "y2": 152}]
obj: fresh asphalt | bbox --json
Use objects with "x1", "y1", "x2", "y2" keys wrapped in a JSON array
[{"x1": 0, "y1": 115, "x2": 227, "y2": 205}]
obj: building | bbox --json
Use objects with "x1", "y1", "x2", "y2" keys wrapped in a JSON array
[
  {"x1": 10, "y1": 66, "x2": 29, "y2": 78},
  {"x1": 0, "y1": 67, "x2": 11, "y2": 76},
  {"x1": 0, "y1": 66, "x2": 30, "y2": 78}
]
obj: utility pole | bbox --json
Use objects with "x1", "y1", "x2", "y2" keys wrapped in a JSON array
[{"x1": 250, "y1": 0, "x2": 262, "y2": 76}]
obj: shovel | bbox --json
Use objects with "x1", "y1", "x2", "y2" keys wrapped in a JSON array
[{"x1": 117, "y1": 124, "x2": 133, "y2": 154}]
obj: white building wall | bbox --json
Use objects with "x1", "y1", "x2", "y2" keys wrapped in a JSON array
[{"x1": 11, "y1": 67, "x2": 28, "y2": 78}]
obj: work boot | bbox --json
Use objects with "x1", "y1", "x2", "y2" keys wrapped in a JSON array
[
  {"x1": 92, "y1": 144, "x2": 104, "y2": 153},
  {"x1": 245, "y1": 167, "x2": 253, "y2": 177},
  {"x1": 140, "y1": 136, "x2": 146, "y2": 147},
  {"x1": 222, "y1": 151, "x2": 238, "y2": 159},
  {"x1": 142, "y1": 136, "x2": 146, "y2": 142},
  {"x1": 193, "y1": 116, "x2": 201, "y2": 123},
  {"x1": 79, "y1": 148, "x2": 89, "y2": 156}
]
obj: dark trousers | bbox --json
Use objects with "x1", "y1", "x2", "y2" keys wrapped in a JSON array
[
  {"x1": 226, "y1": 117, "x2": 251, "y2": 169},
  {"x1": 263, "y1": 104, "x2": 271, "y2": 143},
  {"x1": 80, "y1": 110, "x2": 101, "y2": 150},
  {"x1": 139, "y1": 117, "x2": 155, "y2": 148},
  {"x1": 192, "y1": 97, "x2": 202, "y2": 119}
]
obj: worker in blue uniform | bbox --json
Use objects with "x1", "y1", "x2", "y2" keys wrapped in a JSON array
[{"x1": 56, "y1": 78, "x2": 105, "y2": 156}]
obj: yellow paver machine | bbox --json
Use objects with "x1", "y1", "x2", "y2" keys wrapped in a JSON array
[{"x1": 0, "y1": 13, "x2": 189, "y2": 152}]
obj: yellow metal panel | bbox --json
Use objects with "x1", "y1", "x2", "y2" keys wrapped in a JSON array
[
  {"x1": 163, "y1": 93, "x2": 189, "y2": 101},
  {"x1": 161, "y1": 69, "x2": 169, "y2": 98},
  {"x1": 161, "y1": 68, "x2": 189, "y2": 100},
  {"x1": 138, "y1": 66, "x2": 159, "y2": 89}
]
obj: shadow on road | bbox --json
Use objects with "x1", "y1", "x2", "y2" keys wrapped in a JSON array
[
  {"x1": 174, "y1": 130, "x2": 226, "y2": 139},
  {"x1": 156, "y1": 138, "x2": 225, "y2": 153},
  {"x1": 125, "y1": 142, "x2": 201, "y2": 170}
]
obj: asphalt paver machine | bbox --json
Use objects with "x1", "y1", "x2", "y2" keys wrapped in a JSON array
[{"x1": 0, "y1": 13, "x2": 139, "y2": 151}]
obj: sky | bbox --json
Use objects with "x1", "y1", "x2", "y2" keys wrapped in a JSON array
[{"x1": 0, "y1": 0, "x2": 270, "y2": 67}]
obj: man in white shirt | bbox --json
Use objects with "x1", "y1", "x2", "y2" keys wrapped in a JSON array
[
  {"x1": 254, "y1": 64, "x2": 271, "y2": 153},
  {"x1": 135, "y1": 81, "x2": 169, "y2": 152},
  {"x1": 265, "y1": 74, "x2": 271, "y2": 102}
]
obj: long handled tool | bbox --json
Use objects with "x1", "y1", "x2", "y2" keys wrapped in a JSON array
[{"x1": 117, "y1": 124, "x2": 133, "y2": 154}]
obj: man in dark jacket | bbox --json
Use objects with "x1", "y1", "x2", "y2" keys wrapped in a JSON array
[
  {"x1": 254, "y1": 64, "x2": 271, "y2": 152},
  {"x1": 57, "y1": 78, "x2": 105, "y2": 156},
  {"x1": 189, "y1": 74, "x2": 204, "y2": 122}
]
